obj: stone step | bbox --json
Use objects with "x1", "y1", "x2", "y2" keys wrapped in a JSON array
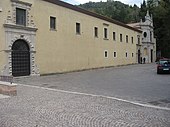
[{"x1": 0, "y1": 81, "x2": 17, "y2": 96}]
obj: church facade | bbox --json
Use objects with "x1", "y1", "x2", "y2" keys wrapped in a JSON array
[
  {"x1": 0, "y1": 0, "x2": 143, "y2": 77},
  {"x1": 128, "y1": 11, "x2": 157, "y2": 64}
]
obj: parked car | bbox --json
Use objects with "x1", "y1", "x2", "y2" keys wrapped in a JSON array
[{"x1": 157, "y1": 59, "x2": 170, "y2": 74}]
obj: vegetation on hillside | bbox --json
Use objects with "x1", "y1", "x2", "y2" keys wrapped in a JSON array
[
  {"x1": 79, "y1": 0, "x2": 140, "y2": 24},
  {"x1": 79, "y1": 0, "x2": 170, "y2": 58}
]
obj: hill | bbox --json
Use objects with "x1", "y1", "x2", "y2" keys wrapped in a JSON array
[{"x1": 78, "y1": 0, "x2": 140, "y2": 24}]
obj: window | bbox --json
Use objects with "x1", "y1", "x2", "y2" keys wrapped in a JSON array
[
  {"x1": 113, "y1": 32, "x2": 116, "y2": 41},
  {"x1": 137, "y1": 35, "x2": 140, "y2": 44},
  {"x1": 131, "y1": 37, "x2": 134, "y2": 44},
  {"x1": 113, "y1": 52, "x2": 117, "y2": 57},
  {"x1": 120, "y1": 34, "x2": 123, "y2": 42},
  {"x1": 126, "y1": 52, "x2": 128, "y2": 57},
  {"x1": 126, "y1": 35, "x2": 128, "y2": 43},
  {"x1": 50, "y1": 16, "x2": 56, "y2": 30},
  {"x1": 104, "y1": 28, "x2": 108, "y2": 39},
  {"x1": 16, "y1": 8, "x2": 26, "y2": 26},
  {"x1": 132, "y1": 53, "x2": 134, "y2": 57},
  {"x1": 76, "y1": 23, "x2": 81, "y2": 34},
  {"x1": 104, "y1": 50, "x2": 108, "y2": 58},
  {"x1": 143, "y1": 32, "x2": 147, "y2": 38},
  {"x1": 94, "y1": 27, "x2": 98, "y2": 37}
]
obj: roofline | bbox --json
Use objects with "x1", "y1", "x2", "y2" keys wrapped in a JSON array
[{"x1": 43, "y1": 0, "x2": 142, "y2": 33}]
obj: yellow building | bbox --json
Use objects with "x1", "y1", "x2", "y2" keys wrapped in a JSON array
[{"x1": 0, "y1": 0, "x2": 142, "y2": 77}]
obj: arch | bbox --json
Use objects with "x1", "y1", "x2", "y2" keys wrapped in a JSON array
[
  {"x1": 12, "y1": 39, "x2": 30, "y2": 51},
  {"x1": 12, "y1": 40, "x2": 30, "y2": 77}
]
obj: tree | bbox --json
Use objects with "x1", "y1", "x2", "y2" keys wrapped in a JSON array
[
  {"x1": 139, "y1": 0, "x2": 147, "y2": 21},
  {"x1": 152, "y1": 0, "x2": 170, "y2": 58}
]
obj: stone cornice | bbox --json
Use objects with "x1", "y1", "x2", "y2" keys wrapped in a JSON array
[
  {"x1": 3, "y1": 24, "x2": 38, "y2": 32},
  {"x1": 11, "y1": 0, "x2": 32, "y2": 7}
]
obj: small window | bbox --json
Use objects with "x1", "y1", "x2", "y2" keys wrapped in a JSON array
[
  {"x1": 50, "y1": 16, "x2": 56, "y2": 30},
  {"x1": 137, "y1": 35, "x2": 140, "y2": 44},
  {"x1": 104, "y1": 28, "x2": 108, "y2": 39},
  {"x1": 76, "y1": 23, "x2": 81, "y2": 34},
  {"x1": 104, "y1": 50, "x2": 108, "y2": 58},
  {"x1": 113, "y1": 52, "x2": 117, "y2": 57},
  {"x1": 126, "y1": 52, "x2": 128, "y2": 57},
  {"x1": 120, "y1": 34, "x2": 123, "y2": 42},
  {"x1": 126, "y1": 35, "x2": 128, "y2": 43},
  {"x1": 94, "y1": 27, "x2": 98, "y2": 37},
  {"x1": 144, "y1": 32, "x2": 147, "y2": 38},
  {"x1": 132, "y1": 53, "x2": 134, "y2": 57},
  {"x1": 113, "y1": 32, "x2": 116, "y2": 41},
  {"x1": 16, "y1": 8, "x2": 26, "y2": 26},
  {"x1": 131, "y1": 37, "x2": 134, "y2": 44}
]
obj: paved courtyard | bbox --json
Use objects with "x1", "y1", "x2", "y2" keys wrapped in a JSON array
[
  {"x1": 14, "y1": 63, "x2": 170, "y2": 108},
  {"x1": 0, "y1": 63, "x2": 170, "y2": 126},
  {"x1": 0, "y1": 85, "x2": 170, "y2": 127}
]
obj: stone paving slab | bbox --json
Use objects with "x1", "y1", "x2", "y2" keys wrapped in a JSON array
[
  {"x1": 0, "y1": 85, "x2": 170, "y2": 127},
  {"x1": 0, "y1": 94, "x2": 9, "y2": 99}
]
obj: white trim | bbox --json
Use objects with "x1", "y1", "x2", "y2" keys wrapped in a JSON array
[
  {"x1": 104, "y1": 50, "x2": 108, "y2": 58},
  {"x1": 0, "y1": 7, "x2": 2, "y2": 12},
  {"x1": 113, "y1": 51, "x2": 117, "y2": 58},
  {"x1": 125, "y1": 52, "x2": 128, "y2": 58},
  {"x1": 113, "y1": 31, "x2": 116, "y2": 41}
]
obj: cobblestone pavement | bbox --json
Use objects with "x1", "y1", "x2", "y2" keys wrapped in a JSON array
[
  {"x1": 14, "y1": 64, "x2": 170, "y2": 108},
  {"x1": 0, "y1": 85, "x2": 170, "y2": 127}
]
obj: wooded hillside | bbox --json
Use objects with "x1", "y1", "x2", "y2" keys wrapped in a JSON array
[{"x1": 79, "y1": 0, "x2": 170, "y2": 58}]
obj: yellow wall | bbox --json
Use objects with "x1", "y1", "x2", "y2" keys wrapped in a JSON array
[
  {"x1": 32, "y1": 0, "x2": 141, "y2": 74},
  {"x1": 0, "y1": 0, "x2": 11, "y2": 73},
  {"x1": 0, "y1": 0, "x2": 141, "y2": 75}
]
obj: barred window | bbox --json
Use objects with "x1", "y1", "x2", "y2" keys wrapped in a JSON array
[{"x1": 16, "y1": 8, "x2": 26, "y2": 26}]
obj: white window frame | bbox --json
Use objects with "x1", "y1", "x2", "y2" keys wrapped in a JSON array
[
  {"x1": 104, "y1": 50, "x2": 108, "y2": 58},
  {"x1": 113, "y1": 52, "x2": 117, "y2": 58}
]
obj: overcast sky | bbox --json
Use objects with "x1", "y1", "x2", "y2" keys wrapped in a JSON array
[{"x1": 62, "y1": 0, "x2": 143, "y2": 6}]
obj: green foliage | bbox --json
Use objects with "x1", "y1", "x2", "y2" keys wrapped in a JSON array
[
  {"x1": 78, "y1": 0, "x2": 170, "y2": 57},
  {"x1": 79, "y1": 1, "x2": 140, "y2": 23},
  {"x1": 150, "y1": 0, "x2": 170, "y2": 58}
]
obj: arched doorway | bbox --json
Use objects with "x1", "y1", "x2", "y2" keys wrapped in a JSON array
[{"x1": 12, "y1": 40, "x2": 30, "y2": 77}]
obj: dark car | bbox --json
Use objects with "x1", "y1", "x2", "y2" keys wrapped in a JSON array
[{"x1": 157, "y1": 59, "x2": 170, "y2": 74}]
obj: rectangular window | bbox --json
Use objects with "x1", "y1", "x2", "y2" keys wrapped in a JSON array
[
  {"x1": 104, "y1": 50, "x2": 108, "y2": 58},
  {"x1": 126, "y1": 35, "x2": 128, "y2": 43},
  {"x1": 104, "y1": 28, "x2": 108, "y2": 39},
  {"x1": 94, "y1": 27, "x2": 98, "y2": 37},
  {"x1": 50, "y1": 16, "x2": 56, "y2": 30},
  {"x1": 131, "y1": 37, "x2": 134, "y2": 44},
  {"x1": 126, "y1": 52, "x2": 128, "y2": 57},
  {"x1": 120, "y1": 34, "x2": 123, "y2": 42},
  {"x1": 76, "y1": 22, "x2": 81, "y2": 34},
  {"x1": 113, "y1": 32, "x2": 116, "y2": 41},
  {"x1": 16, "y1": 8, "x2": 26, "y2": 26},
  {"x1": 137, "y1": 35, "x2": 140, "y2": 44},
  {"x1": 113, "y1": 52, "x2": 117, "y2": 57}
]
